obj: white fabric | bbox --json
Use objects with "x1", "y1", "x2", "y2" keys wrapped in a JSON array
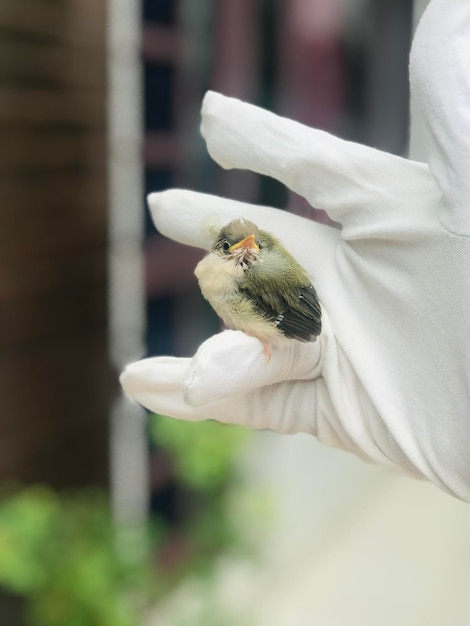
[{"x1": 121, "y1": 0, "x2": 470, "y2": 500}]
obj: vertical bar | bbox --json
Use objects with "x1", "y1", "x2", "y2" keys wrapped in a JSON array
[
  {"x1": 107, "y1": 0, "x2": 148, "y2": 528},
  {"x1": 409, "y1": 0, "x2": 430, "y2": 161}
]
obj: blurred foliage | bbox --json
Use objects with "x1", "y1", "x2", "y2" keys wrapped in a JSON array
[
  {"x1": 149, "y1": 415, "x2": 249, "y2": 493},
  {"x1": 150, "y1": 415, "x2": 251, "y2": 570},
  {"x1": 0, "y1": 486, "x2": 153, "y2": 626},
  {"x1": 0, "y1": 417, "x2": 251, "y2": 626}
]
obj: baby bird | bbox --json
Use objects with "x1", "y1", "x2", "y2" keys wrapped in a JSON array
[{"x1": 195, "y1": 218, "x2": 321, "y2": 359}]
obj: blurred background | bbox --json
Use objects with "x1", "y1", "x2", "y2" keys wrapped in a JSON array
[{"x1": 1, "y1": 0, "x2": 470, "y2": 625}]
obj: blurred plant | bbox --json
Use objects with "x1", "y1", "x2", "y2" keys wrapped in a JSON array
[
  {"x1": 149, "y1": 415, "x2": 249, "y2": 493},
  {"x1": 0, "y1": 419, "x2": 251, "y2": 626},
  {"x1": 149, "y1": 415, "x2": 250, "y2": 569},
  {"x1": 0, "y1": 486, "x2": 155, "y2": 626}
]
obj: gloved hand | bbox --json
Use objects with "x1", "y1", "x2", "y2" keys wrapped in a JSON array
[{"x1": 121, "y1": 0, "x2": 470, "y2": 501}]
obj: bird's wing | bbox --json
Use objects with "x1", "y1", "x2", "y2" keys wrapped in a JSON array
[{"x1": 240, "y1": 271, "x2": 322, "y2": 342}]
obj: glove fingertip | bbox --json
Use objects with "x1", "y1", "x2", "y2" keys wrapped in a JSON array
[
  {"x1": 119, "y1": 363, "x2": 140, "y2": 396},
  {"x1": 200, "y1": 90, "x2": 229, "y2": 126}
]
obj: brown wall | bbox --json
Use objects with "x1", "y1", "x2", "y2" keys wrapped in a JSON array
[{"x1": 0, "y1": 0, "x2": 110, "y2": 486}]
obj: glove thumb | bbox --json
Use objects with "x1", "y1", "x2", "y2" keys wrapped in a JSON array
[{"x1": 183, "y1": 330, "x2": 323, "y2": 406}]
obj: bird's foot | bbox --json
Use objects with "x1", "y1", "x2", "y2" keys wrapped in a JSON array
[{"x1": 261, "y1": 342, "x2": 272, "y2": 363}]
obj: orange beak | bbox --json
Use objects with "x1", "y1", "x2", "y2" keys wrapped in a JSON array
[{"x1": 229, "y1": 234, "x2": 259, "y2": 253}]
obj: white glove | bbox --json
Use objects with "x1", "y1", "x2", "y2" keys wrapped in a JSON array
[{"x1": 121, "y1": 0, "x2": 470, "y2": 501}]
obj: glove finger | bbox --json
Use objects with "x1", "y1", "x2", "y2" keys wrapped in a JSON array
[
  {"x1": 120, "y1": 347, "x2": 421, "y2": 471},
  {"x1": 120, "y1": 354, "x2": 321, "y2": 434},
  {"x1": 183, "y1": 330, "x2": 323, "y2": 407},
  {"x1": 201, "y1": 91, "x2": 438, "y2": 233},
  {"x1": 148, "y1": 188, "x2": 338, "y2": 274}
]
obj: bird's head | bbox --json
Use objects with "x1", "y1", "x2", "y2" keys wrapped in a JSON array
[{"x1": 213, "y1": 218, "x2": 266, "y2": 266}]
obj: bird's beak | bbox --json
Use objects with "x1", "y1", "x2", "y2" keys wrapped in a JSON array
[{"x1": 229, "y1": 234, "x2": 259, "y2": 253}]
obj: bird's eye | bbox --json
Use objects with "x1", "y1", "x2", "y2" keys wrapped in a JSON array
[{"x1": 221, "y1": 241, "x2": 231, "y2": 253}]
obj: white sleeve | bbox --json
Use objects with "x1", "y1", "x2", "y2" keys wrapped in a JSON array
[{"x1": 410, "y1": 0, "x2": 470, "y2": 235}]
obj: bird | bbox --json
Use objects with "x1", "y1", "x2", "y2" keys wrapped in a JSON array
[{"x1": 195, "y1": 218, "x2": 322, "y2": 359}]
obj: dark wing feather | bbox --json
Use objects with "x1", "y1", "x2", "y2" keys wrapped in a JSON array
[{"x1": 240, "y1": 262, "x2": 322, "y2": 342}]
